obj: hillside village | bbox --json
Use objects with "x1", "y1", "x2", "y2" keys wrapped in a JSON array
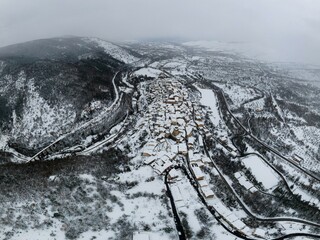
[
  {"x1": 126, "y1": 69, "x2": 320, "y2": 239},
  {"x1": 141, "y1": 79, "x2": 214, "y2": 195},
  {"x1": 1, "y1": 38, "x2": 320, "y2": 240}
]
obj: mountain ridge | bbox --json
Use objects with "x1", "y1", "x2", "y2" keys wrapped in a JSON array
[{"x1": 0, "y1": 37, "x2": 138, "y2": 155}]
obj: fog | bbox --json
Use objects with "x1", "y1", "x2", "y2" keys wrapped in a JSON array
[{"x1": 1, "y1": 0, "x2": 320, "y2": 64}]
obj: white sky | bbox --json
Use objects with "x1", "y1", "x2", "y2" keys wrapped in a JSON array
[{"x1": 0, "y1": 0, "x2": 320, "y2": 64}]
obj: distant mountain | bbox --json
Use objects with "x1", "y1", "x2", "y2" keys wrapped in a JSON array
[{"x1": 0, "y1": 37, "x2": 138, "y2": 154}]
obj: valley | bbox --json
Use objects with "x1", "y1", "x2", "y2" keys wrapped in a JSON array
[{"x1": 0, "y1": 38, "x2": 320, "y2": 240}]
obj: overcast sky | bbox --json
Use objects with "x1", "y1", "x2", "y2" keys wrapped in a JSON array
[{"x1": 1, "y1": 0, "x2": 320, "y2": 64}]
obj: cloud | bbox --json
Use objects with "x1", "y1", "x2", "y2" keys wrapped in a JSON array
[{"x1": 0, "y1": 0, "x2": 319, "y2": 64}]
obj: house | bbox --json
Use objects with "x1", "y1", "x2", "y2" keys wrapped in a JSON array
[
  {"x1": 190, "y1": 164, "x2": 204, "y2": 180},
  {"x1": 178, "y1": 143, "x2": 188, "y2": 155},
  {"x1": 171, "y1": 117, "x2": 178, "y2": 125},
  {"x1": 156, "y1": 132, "x2": 166, "y2": 140},
  {"x1": 229, "y1": 150, "x2": 237, "y2": 158},
  {"x1": 195, "y1": 113, "x2": 202, "y2": 121},
  {"x1": 198, "y1": 135, "x2": 204, "y2": 147},
  {"x1": 292, "y1": 154, "x2": 304, "y2": 164},
  {"x1": 219, "y1": 136, "x2": 227, "y2": 144},
  {"x1": 201, "y1": 157, "x2": 211, "y2": 165},
  {"x1": 234, "y1": 172, "x2": 242, "y2": 179},
  {"x1": 168, "y1": 169, "x2": 179, "y2": 180},
  {"x1": 145, "y1": 139, "x2": 157, "y2": 147},
  {"x1": 253, "y1": 228, "x2": 266, "y2": 238},
  {"x1": 187, "y1": 136, "x2": 195, "y2": 149},
  {"x1": 171, "y1": 126, "x2": 180, "y2": 136},
  {"x1": 189, "y1": 153, "x2": 202, "y2": 163},
  {"x1": 171, "y1": 144, "x2": 179, "y2": 155},
  {"x1": 198, "y1": 179, "x2": 209, "y2": 187},
  {"x1": 152, "y1": 159, "x2": 173, "y2": 175},
  {"x1": 164, "y1": 98, "x2": 176, "y2": 104},
  {"x1": 232, "y1": 219, "x2": 246, "y2": 231},
  {"x1": 226, "y1": 213, "x2": 238, "y2": 223},
  {"x1": 159, "y1": 72, "x2": 167, "y2": 79},
  {"x1": 200, "y1": 186, "x2": 214, "y2": 198},
  {"x1": 177, "y1": 118, "x2": 185, "y2": 126},
  {"x1": 205, "y1": 132, "x2": 212, "y2": 138},
  {"x1": 195, "y1": 120, "x2": 204, "y2": 128},
  {"x1": 142, "y1": 149, "x2": 154, "y2": 157},
  {"x1": 171, "y1": 185, "x2": 184, "y2": 202},
  {"x1": 166, "y1": 152, "x2": 177, "y2": 160},
  {"x1": 213, "y1": 201, "x2": 230, "y2": 216},
  {"x1": 144, "y1": 156, "x2": 157, "y2": 165}
]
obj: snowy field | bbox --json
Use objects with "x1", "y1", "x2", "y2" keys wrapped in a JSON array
[
  {"x1": 170, "y1": 175, "x2": 242, "y2": 240},
  {"x1": 269, "y1": 124, "x2": 320, "y2": 172},
  {"x1": 196, "y1": 87, "x2": 221, "y2": 126},
  {"x1": 0, "y1": 166, "x2": 177, "y2": 240},
  {"x1": 132, "y1": 68, "x2": 163, "y2": 78},
  {"x1": 87, "y1": 38, "x2": 139, "y2": 64},
  {"x1": 243, "y1": 97, "x2": 265, "y2": 111},
  {"x1": 291, "y1": 126, "x2": 320, "y2": 152},
  {"x1": 241, "y1": 155, "x2": 279, "y2": 190},
  {"x1": 11, "y1": 79, "x2": 76, "y2": 148},
  {"x1": 214, "y1": 83, "x2": 261, "y2": 108}
]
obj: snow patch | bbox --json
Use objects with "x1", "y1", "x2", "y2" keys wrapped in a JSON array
[
  {"x1": 196, "y1": 86, "x2": 222, "y2": 126},
  {"x1": 241, "y1": 155, "x2": 279, "y2": 190},
  {"x1": 133, "y1": 68, "x2": 163, "y2": 78},
  {"x1": 87, "y1": 38, "x2": 139, "y2": 64}
]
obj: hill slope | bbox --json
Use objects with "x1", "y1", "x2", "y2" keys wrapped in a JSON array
[{"x1": 0, "y1": 37, "x2": 137, "y2": 155}]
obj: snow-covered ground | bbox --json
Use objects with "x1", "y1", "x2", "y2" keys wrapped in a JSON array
[
  {"x1": 11, "y1": 79, "x2": 76, "y2": 148},
  {"x1": 87, "y1": 38, "x2": 139, "y2": 64},
  {"x1": 214, "y1": 82, "x2": 261, "y2": 109},
  {"x1": 241, "y1": 155, "x2": 280, "y2": 190},
  {"x1": 196, "y1": 87, "x2": 222, "y2": 126},
  {"x1": 132, "y1": 67, "x2": 163, "y2": 78},
  {"x1": 0, "y1": 168, "x2": 177, "y2": 240},
  {"x1": 271, "y1": 63, "x2": 320, "y2": 88},
  {"x1": 243, "y1": 97, "x2": 265, "y2": 111},
  {"x1": 170, "y1": 172, "x2": 242, "y2": 239},
  {"x1": 1, "y1": 224, "x2": 66, "y2": 240},
  {"x1": 268, "y1": 123, "x2": 320, "y2": 173},
  {"x1": 2, "y1": 40, "x2": 320, "y2": 239},
  {"x1": 291, "y1": 126, "x2": 320, "y2": 152}
]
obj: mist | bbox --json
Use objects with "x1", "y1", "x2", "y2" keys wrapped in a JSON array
[{"x1": 1, "y1": 0, "x2": 320, "y2": 64}]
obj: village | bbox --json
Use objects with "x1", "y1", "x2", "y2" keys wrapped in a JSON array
[
  {"x1": 125, "y1": 71, "x2": 320, "y2": 240},
  {"x1": 1, "y1": 31, "x2": 320, "y2": 240},
  {"x1": 141, "y1": 79, "x2": 214, "y2": 194},
  {"x1": 137, "y1": 78, "x2": 263, "y2": 239}
]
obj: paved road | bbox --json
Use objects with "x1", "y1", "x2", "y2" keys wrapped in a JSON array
[
  {"x1": 202, "y1": 139, "x2": 320, "y2": 238},
  {"x1": 215, "y1": 86, "x2": 320, "y2": 183},
  {"x1": 176, "y1": 164, "x2": 254, "y2": 240},
  {"x1": 27, "y1": 70, "x2": 124, "y2": 162},
  {"x1": 164, "y1": 169, "x2": 186, "y2": 240}
]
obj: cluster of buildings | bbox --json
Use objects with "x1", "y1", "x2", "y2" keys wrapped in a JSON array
[
  {"x1": 136, "y1": 77, "x2": 278, "y2": 239},
  {"x1": 234, "y1": 172, "x2": 257, "y2": 193},
  {"x1": 141, "y1": 79, "x2": 214, "y2": 199},
  {"x1": 138, "y1": 78, "x2": 272, "y2": 238},
  {"x1": 133, "y1": 74, "x2": 320, "y2": 239},
  {"x1": 291, "y1": 154, "x2": 304, "y2": 165}
]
